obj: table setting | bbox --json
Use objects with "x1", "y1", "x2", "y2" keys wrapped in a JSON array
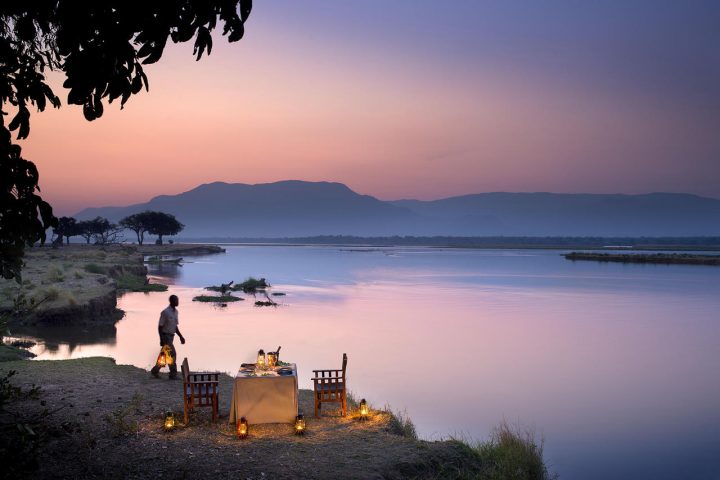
[{"x1": 229, "y1": 346, "x2": 299, "y2": 424}]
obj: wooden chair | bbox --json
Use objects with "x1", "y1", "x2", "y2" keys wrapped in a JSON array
[
  {"x1": 312, "y1": 353, "x2": 347, "y2": 418},
  {"x1": 181, "y1": 357, "x2": 219, "y2": 424}
]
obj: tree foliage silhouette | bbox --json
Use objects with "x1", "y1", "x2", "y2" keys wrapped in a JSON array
[
  {"x1": 0, "y1": 1, "x2": 252, "y2": 281},
  {"x1": 53, "y1": 216, "x2": 78, "y2": 244},
  {"x1": 120, "y1": 210, "x2": 182, "y2": 245},
  {"x1": 145, "y1": 212, "x2": 184, "y2": 245},
  {"x1": 120, "y1": 212, "x2": 152, "y2": 245}
]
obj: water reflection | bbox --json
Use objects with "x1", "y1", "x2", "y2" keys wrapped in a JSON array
[
  {"x1": 11, "y1": 323, "x2": 117, "y2": 355},
  {"x1": 19, "y1": 246, "x2": 720, "y2": 480}
]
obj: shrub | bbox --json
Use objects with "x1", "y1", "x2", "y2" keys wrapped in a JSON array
[
  {"x1": 193, "y1": 295, "x2": 243, "y2": 303},
  {"x1": 105, "y1": 404, "x2": 139, "y2": 436},
  {"x1": 33, "y1": 287, "x2": 59, "y2": 303},
  {"x1": 233, "y1": 277, "x2": 269, "y2": 292},
  {"x1": 45, "y1": 265, "x2": 65, "y2": 283},
  {"x1": 385, "y1": 408, "x2": 418, "y2": 439},
  {"x1": 0, "y1": 371, "x2": 44, "y2": 476},
  {"x1": 84, "y1": 263, "x2": 108, "y2": 275},
  {"x1": 474, "y1": 421, "x2": 554, "y2": 480},
  {"x1": 115, "y1": 274, "x2": 168, "y2": 293}
]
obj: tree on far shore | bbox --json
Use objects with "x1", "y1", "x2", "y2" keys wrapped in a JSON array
[
  {"x1": 0, "y1": 1, "x2": 253, "y2": 281},
  {"x1": 147, "y1": 212, "x2": 184, "y2": 245},
  {"x1": 75, "y1": 217, "x2": 120, "y2": 245},
  {"x1": 53, "y1": 216, "x2": 79, "y2": 245},
  {"x1": 119, "y1": 212, "x2": 153, "y2": 245},
  {"x1": 76, "y1": 220, "x2": 96, "y2": 244}
]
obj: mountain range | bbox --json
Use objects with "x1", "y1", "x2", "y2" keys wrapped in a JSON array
[{"x1": 75, "y1": 181, "x2": 720, "y2": 237}]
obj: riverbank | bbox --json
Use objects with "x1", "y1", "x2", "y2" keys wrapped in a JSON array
[
  {"x1": 0, "y1": 244, "x2": 223, "y2": 327},
  {"x1": 0, "y1": 357, "x2": 552, "y2": 479},
  {"x1": 564, "y1": 252, "x2": 720, "y2": 265}
]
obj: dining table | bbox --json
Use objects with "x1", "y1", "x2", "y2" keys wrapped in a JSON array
[{"x1": 228, "y1": 363, "x2": 299, "y2": 424}]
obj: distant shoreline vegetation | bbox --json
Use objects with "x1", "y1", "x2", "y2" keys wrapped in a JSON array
[
  {"x1": 175, "y1": 236, "x2": 720, "y2": 250},
  {"x1": 564, "y1": 252, "x2": 720, "y2": 266}
]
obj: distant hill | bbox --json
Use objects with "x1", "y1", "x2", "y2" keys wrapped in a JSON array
[
  {"x1": 391, "y1": 192, "x2": 720, "y2": 236},
  {"x1": 75, "y1": 181, "x2": 425, "y2": 237},
  {"x1": 75, "y1": 181, "x2": 720, "y2": 237}
]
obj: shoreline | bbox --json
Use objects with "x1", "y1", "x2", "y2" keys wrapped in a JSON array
[
  {"x1": 177, "y1": 241, "x2": 720, "y2": 252},
  {"x1": 0, "y1": 357, "x2": 551, "y2": 479},
  {"x1": 0, "y1": 244, "x2": 224, "y2": 328}
]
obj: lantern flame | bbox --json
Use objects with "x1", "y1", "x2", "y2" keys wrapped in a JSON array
[
  {"x1": 294, "y1": 414, "x2": 306, "y2": 435},
  {"x1": 164, "y1": 411, "x2": 175, "y2": 431},
  {"x1": 359, "y1": 399, "x2": 369, "y2": 419},
  {"x1": 237, "y1": 417, "x2": 249, "y2": 439},
  {"x1": 156, "y1": 345, "x2": 174, "y2": 367}
]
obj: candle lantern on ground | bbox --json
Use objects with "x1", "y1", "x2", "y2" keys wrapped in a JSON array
[
  {"x1": 164, "y1": 411, "x2": 176, "y2": 431},
  {"x1": 359, "y1": 399, "x2": 369, "y2": 420},
  {"x1": 257, "y1": 349, "x2": 266, "y2": 369},
  {"x1": 294, "y1": 414, "x2": 306, "y2": 435},
  {"x1": 237, "y1": 417, "x2": 249, "y2": 439}
]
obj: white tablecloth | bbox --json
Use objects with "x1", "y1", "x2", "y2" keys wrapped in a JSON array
[{"x1": 228, "y1": 364, "x2": 298, "y2": 424}]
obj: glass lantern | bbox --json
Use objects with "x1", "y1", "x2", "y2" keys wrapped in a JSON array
[
  {"x1": 164, "y1": 411, "x2": 176, "y2": 431},
  {"x1": 237, "y1": 416, "x2": 249, "y2": 439},
  {"x1": 359, "y1": 399, "x2": 369, "y2": 420},
  {"x1": 267, "y1": 351, "x2": 278, "y2": 368},
  {"x1": 257, "y1": 349, "x2": 266, "y2": 369},
  {"x1": 294, "y1": 414, "x2": 306, "y2": 435}
]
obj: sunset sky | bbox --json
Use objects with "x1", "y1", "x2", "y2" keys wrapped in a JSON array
[{"x1": 20, "y1": 0, "x2": 720, "y2": 215}]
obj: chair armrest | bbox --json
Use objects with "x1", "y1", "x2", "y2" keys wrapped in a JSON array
[{"x1": 312, "y1": 369, "x2": 343, "y2": 373}]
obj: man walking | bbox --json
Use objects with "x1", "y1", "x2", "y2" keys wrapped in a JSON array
[{"x1": 151, "y1": 294, "x2": 186, "y2": 379}]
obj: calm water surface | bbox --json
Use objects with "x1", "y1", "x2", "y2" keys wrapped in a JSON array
[{"x1": 17, "y1": 246, "x2": 720, "y2": 479}]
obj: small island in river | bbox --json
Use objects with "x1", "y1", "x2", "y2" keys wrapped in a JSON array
[{"x1": 564, "y1": 252, "x2": 720, "y2": 266}]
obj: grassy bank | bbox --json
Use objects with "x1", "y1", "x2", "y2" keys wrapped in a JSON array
[
  {"x1": 1, "y1": 358, "x2": 553, "y2": 479},
  {"x1": 0, "y1": 245, "x2": 169, "y2": 325},
  {"x1": 0, "y1": 243, "x2": 225, "y2": 327}
]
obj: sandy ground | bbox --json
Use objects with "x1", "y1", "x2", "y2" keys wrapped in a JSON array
[{"x1": 1, "y1": 357, "x2": 471, "y2": 480}]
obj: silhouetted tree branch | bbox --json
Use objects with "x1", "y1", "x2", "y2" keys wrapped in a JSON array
[{"x1": 0, "y1": 1, "x2": 253, "y2": 281}]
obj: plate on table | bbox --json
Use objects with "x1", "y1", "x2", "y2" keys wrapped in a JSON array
[
  {"x1": 240, "y1": 363, "x2": 255, "y2": 368},
  {"x1": 277, "y1": 367, "x2": 293, "y2": 376}
]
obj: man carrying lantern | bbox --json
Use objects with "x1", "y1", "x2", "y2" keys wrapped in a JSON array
[{"x1": 151, "y1": 294, "x2": 186, "y2": 379}]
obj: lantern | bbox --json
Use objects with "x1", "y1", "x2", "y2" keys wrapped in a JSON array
[
  {"x1": 164, "y1": 411, "x2": 176, "y2": 431},
  {"x1": 237, "y1": 417, "x2": 249, "y2": 439},
  {"x1": 294, "y1": 414, "x2": 306, "y2": 435},
  {"x1": 156, "y1": 345, "x2": 174, "y2": 368},
  {"x1": 359, "y1": 399, "x2": 369, "y2": 420},
  {"x1": 257, "y1": 349, "x2": 266, "y2": 369},
  {"x1": 156, "y1": 348, "x2": 167, "y2": 368}
]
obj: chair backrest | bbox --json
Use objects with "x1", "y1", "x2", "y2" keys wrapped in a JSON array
[
  {"x1": 342, "y1": 353, "x2": 347, "y2": 379},
  {"x1": 181, "y1": 357, "x2": 190, "y2": 383}
]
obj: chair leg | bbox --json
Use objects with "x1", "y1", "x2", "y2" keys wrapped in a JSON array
[
  {"x1": 341, "y1": 393, "x2": 347, "y2": 416},
  {"x1": 314, "y1": 392, "x2": 319, "y2": 418},
  {"x1": 212, "y1": 394, "x2": 218, "y2": 422},
  {"x1": 184, "y1": 398, "x2": 189, "y2": 424}
]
